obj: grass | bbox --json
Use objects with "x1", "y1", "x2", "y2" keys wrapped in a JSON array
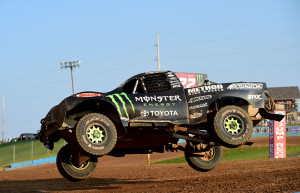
[
  {"x1": 0, "y1": 139, "x2": 66, "y2": 168},
  {"x1": 153, "y1": 145, "x2": 300, "y2": 164}
]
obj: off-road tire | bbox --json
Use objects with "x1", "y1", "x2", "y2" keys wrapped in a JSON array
[
  {"x1": 214, "y1": 105, "x2": 253, "y2": 147},
  {"x1": 56, "y1": 144, "x2": 97, "y2": 182},
  {"x1": 185, "y1": 144, "x2": 223, "y2": 172},
  {"x1": 75, "y1": 113, "x2": 117, "y2": 156}
]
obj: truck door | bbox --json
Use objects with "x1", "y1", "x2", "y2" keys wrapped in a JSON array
[{"x1": 124, "y1": 72, "x2": 189, "y2": 125}]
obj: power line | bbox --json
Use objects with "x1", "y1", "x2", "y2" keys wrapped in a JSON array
[
  {"x1": 0, "y1": 36, "x2": 155, "y2": 77},
  {"x1": 4, "y1": 60, "x2": 154, "y2": 99},
  {"x1": 1, "y1": 60, "x2": 154, "y2": 94},
  {"x1": 76, "y1": 60, "x2": 154, "y2": 80},
  {"x1": 1, "y1": 45, "x2": 298, "y2": 95},
  {"x1": 162, "y1": 30, "x2": 300, "y2": 46},
  {"x1": 0, "y1": 69, "x2": 60, "y2": 84},
  {"x1": 204, "y1": 62, "x2": 300, "y2": 72},
  {"x1": 1, "y1": 77, "x2": 69, "y2": 94},
  {"x1": 5, "y1": 61, "x2": 299, "y2": 104},
  {"x1": 0, "y1": 45, "x2": 153, "y2": 83},
  {"x1": 162, "y1": 46, "x2": 300, "y2": 61},
  {"x1": 1, "y1": 29, "x2": 298, "y2": 82},
  {"x1": 1, "y1": 17, "x2": 299, "y2": 77},
  {"x1": 159, "y1": 17, "x2": 300, "y2": 35},
  {"x1": 83, "y1": 45, "x2": 153, "y2": 65},
  {"x1": 0, "y1": 60, "x2": 59, "y2": 77}
]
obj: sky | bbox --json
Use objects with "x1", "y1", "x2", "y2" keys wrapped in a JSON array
[{"x1": 0, "y1": 0, "x2": 299, "y2": 139}]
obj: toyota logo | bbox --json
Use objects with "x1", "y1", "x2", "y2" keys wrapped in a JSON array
[{"x1": 141, "y1": 110, "x2": 149, "y2": 117}]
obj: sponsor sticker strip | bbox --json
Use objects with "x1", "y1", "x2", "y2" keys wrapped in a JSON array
[
  {"x1": 140, "y1": 110, "x2": 178, "y2": 117},
  {"x1": 227, "y1": 83, "x2": 263, "y2": 90},
  {"x1": 190, "y1": 112, "x2": 202, "y2": 119},
  {"x1": 166, "y1": 72, "x2": 182, "y2": 88},
  {"x1": 189, "y1": 102, "x2": 208, "y2": 110},
  {"x1": 248, "y1": 95, "x2": 262, "y2": 100},
  {"x1": 187, "y1": 85, "x2": 224, "y2": 95},
  {"x1": 135, "y1": 95, "x2": 182, "y2": 103},
  {"x1": 144, "y1": 103, "x2": 176, "y2": 107},
  {"x1": 188, "y1": 95, "x2": 212, "y2": 104}
]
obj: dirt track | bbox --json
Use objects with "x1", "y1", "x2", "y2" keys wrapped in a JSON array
[{"x1": 1, "y1": 137, "x2": 300, "y2": 192}]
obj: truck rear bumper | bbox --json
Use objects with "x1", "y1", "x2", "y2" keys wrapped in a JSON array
[{"x1": 258, "y1": 108, "x2": 284, "y2": 122}]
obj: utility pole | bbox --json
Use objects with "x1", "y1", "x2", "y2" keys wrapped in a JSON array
[
  {"x1": 60, "y1": 61, "x2": 81, "y2": 94},
  {"x1": 2, "y1": 96, "x2": 4, "y2": 143},
  {"x1": 156, "y1": 33, "x2": 160, "y2": 71}
]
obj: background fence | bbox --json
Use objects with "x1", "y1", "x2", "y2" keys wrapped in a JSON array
[
  {"x1": 252, "y1": 126, "x2": 300, "y2": 138},
  {"x1": 0, "y1": 139, "x2": 66, "y2": 167}
]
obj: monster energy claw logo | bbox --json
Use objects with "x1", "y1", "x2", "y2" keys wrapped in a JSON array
[
  {"x1": 106, "y1": 92, "x2": 135, "y2": 119},
  {"x1": 196, "y1": 75, "x2": 203, "y2": 84}
]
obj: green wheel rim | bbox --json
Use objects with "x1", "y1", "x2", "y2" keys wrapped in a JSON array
[
  {"x1": 86, "y1": 124, "x2": 106, "y2": 144},
  {"x1": 224, "y1": 115, "x2": 244, "y2": 135},
  {"x1": 70, "y1": 157, "x2": 90, "y2": 170},
  {"x1": 200, "y1": 147, "x2": 215, "y2": 161}
]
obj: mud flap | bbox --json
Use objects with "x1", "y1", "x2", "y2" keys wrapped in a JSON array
[{"x1": 258, "y1": 108, "x2": 285, "y2": 122}]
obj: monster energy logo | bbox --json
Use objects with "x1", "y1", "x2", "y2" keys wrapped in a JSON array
[
  {"x1": 106, "y1": 92, "x2": 135, "y2": 119},
  {"x1": 196, "y1": 75, "x2": 204, "y2": 85}
]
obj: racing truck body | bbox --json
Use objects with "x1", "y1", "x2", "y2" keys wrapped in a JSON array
[{"x1": 39, "y1": 71, "x2": 283, "y2": 181}]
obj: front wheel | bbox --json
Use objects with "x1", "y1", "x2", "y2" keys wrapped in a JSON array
[
  {"x1": 56, "y1": 144, "x2": 97, "y2": 182},
  {"x1": 185, "y1": 143, "x2": 223, "y2": 172},
  {"x1": 75, "y1": 113, "x2": 117, "y2": 156},
  {"x1": 213, "y1": 105, "x2": 253, "y2": 147}
]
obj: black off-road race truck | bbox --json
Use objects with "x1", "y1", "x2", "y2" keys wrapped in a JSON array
[{"x1": 39, "y1": 71, "x2": 284, "y2": 182}]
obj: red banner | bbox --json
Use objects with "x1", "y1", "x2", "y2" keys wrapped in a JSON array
[{"x1": 269, "y1": 110, "x2": 286, "y2": 158}]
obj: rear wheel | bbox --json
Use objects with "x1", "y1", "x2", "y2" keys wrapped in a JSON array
[
  {"x1": 185, "y1": 143, "x2": 223, "y2": 172},
  {"x1": 213, "y1": 105, "x2": 253, "y2": 147},
  {"x1": 56, "y1": 144, "x2": 97, "y2": 182},
  {"x1": 75, "y1": 113, "x2": 117, "y2": 156}
]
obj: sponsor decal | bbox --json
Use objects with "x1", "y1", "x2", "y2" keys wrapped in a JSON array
[
  {"x1": 106, "y1": 92, "x2": 135, "y2": 119},
  {"x1": 196, "y1": 74, "x2": 204, "y2": 85},
  {"x1": 190, "y1": 112, "x2": 202, "y2": 119},
  {"x1": 140, "y1": 110, "x2": 178, "y2": 117},
  {"x1": 176, "y1": 73, "x2": 206, "y2": 88},
  {"x1": 140, "y1": 110, "x2": 150, "y2": 117},
  {"x1": 248, "y1": 95, "x2": 262, "y2": 100},
  {"x1": 85, "y1": 118, "x2": 110, "y2": 127},
  {"x1": 176, "y1": 73, "x2": 196, "y2": 88},
  {"x1": 135, "y1": 95, "x2": 182, "y2": 103},
  {"x1": 83, "y1": 135, "x2": 89, "y2": 145},
  {"x1": 237, "y1": 111, "x2": 245, "y2": 118},
  {"x1": 86, "y1": 117, "x2": 100, "y2": 125},
  {"x1": 189, "y1": 102, "x2": 208, "y2": 110},
  {"x1": 188, "y1": 95, "x2": 212, "y2": 104},
  {"x1": 222, "y1": 110, "x2": 233, "y2": 117},
  {"x1": 166, "y1": 72, "x2": 182, "y2": 88},
  {"x1": 144, "y1": 103, "x2": 176, "y2": 107},
  {"x1": 187, "y1": 85, "x2": 223, "y2": 95},
  {"x1": 227, "y1": 83, "x2": 263, "y2": 90},
  {"x1": 269, "y1": 110, "x2": 286, "y2": 158},
  {"x1": 92, "y1": 146, "x2": 105, "y2": 150}
]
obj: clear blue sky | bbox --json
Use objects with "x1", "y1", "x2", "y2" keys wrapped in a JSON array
[{"x1": 0, "y1": 0, "x2": 299, "y2": 139}]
